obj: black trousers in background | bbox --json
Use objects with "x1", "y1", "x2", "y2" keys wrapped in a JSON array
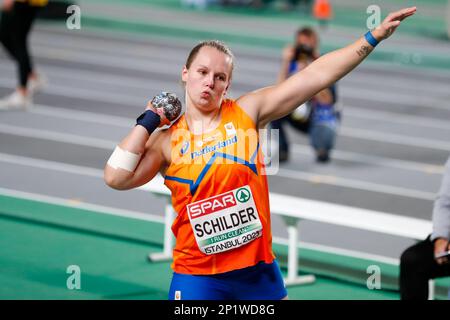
[
  {"x1": 400, "y1": 236, "x2": 450, "y2": 300},
  {"x1": 0, "y1": 2, "x2": 39, "y2": 88}
]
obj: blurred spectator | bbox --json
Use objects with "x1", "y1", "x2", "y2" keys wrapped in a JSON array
[
  {"x1": 0, "y1": 0, "x2": 48, "y2": 111},
  {"x1": 400, "y1": 156, "x2": 450, "y2": 300},
  {"x1": 308, "y1": 84, "x2": 338, "y2": 163},
  {"x1": 271, "y1": 27, "x2": 339, "y2": 163},
  {"x1": 270, "y1": 27, "x2": 317, "y2": 162}
]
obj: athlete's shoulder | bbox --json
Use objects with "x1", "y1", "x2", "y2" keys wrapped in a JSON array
[{"x1": 227, "y1": 96, "x2": 259, "y2": 128}]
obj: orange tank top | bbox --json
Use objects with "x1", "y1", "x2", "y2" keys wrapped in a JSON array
[{"x1": 164, "y1": 99, "x2": 275, "y2": 275}]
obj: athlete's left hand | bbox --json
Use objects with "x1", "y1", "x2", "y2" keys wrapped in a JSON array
[{"x1": 372, "y1": 7, "x2": 417, "y2": 42}]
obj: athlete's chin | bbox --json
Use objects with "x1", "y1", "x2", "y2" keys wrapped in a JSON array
[{"x1": 196, "y1": 98, "x2": 220, "y2": 110}]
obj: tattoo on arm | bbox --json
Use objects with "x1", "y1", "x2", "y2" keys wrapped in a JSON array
[{"x1": 356, "y1": 45, "x2": 371, "y2": 57}]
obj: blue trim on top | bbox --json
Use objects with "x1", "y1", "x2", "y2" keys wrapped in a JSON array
[
  {"x1": 164, "y1": 175, "x2": 193, "y2": 187},
  {"x1": 250, "y1": 142, "x2": 260, "y2": 164},
  {"x1": 165, "y1": 147, "x2": 259, "y2": 196}
]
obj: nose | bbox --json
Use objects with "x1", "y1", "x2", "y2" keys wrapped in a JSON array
[{"x1": 205, "y1": 73, "x2": 214, "y2": 89}]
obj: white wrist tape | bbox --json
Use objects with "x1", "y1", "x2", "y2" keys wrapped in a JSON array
[{"x1": 107, "y1": 146, "x2": 141, "y2": 172}]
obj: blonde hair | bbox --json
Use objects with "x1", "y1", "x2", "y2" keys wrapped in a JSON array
[{"x1": 185, "y1": 40, "x2": 235, "y2": 81}]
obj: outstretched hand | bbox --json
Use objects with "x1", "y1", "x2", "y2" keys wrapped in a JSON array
[{"x1": 372, "y1": 7, "x2": 417, "y2": 41}]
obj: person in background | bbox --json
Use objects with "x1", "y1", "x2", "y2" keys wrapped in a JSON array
[
  {"x1": 273, "y1": 27, "x2": 340, "y2": 163},
  {"x1": 0, "y1": 0, "x2": 48, "y2": 111},
  {"x1": 271, "y1": 27, "x2": 319, "y2": 162},
  {"x1": 308, "y1": 83, "x2": 338, "y2": 163},
  {"x1": 400, "y1": 156, "x2": 450, "y2": 300}
]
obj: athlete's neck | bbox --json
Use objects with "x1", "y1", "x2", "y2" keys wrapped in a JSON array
[{"x1": 186, "y1": 103, "x2": 222, "y2": 135}]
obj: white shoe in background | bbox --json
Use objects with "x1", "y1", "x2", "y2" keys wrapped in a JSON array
[
  {"x1": 0, "y1": 91, "x2": 32, "y2": 111},
  {"x1": 28, "y1": 72, "x2": 48, "y2": 95}
]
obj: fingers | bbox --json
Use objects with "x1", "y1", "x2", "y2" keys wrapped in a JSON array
[
  {"x1": 145, "y1": 102, "x2": 169, "y2": 127},
  {"x1": 153, "y1": 106, "x2": 171, "y2": 127},
  {"x1": 158, "y1": 116, "x2": 171, "y2": 128},
  {"x1": 384, "y1": 20, "x2": 401, "y2": 34},
  {"x1": 385, "y1": 6, "x2": 417, "y2": 23},
  {"x1": 145, "y1": 101, "x2": 156, "y2": 111},
  {"x1": 436, "y1": 256, "x2": 449, "y2": 265},
  {"x1": 379, "y1": 6, "x2": 416, "y2": 39},
  {"x1": 153, "y1": 107, "x2": 167, "y2": 122},
  {"x1": 386, "y1": 20, "x2": 401, "y2": 29}
]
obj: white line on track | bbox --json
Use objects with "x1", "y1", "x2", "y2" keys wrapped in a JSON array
[
  {"x1": 31, "y1": 104, "x2": 133, "y2": 127},
  {"x1": 0, "y1": 77, "x2": 148, "y2": 106},
  {"x1": 343, "y1": 106, "x2": 450, "y2": 131},
  {"x1": 272, "y1": 237, "x2": 400, "y2": 265},
  {"x1": 340, "y1": 127, "x2": 450, "y2": 151},
  {"x1": 276, "y1": 168, "x2": 436, "y2": 201},
  {"x1": 0, "y1": 123, "x2": 116, "y2": 149},
  {"x1": 0, "y1": 152, "x2": 104, "y2": 177},
  {"x1": 292, "y1": 144, "x2": 444, "y2": 175},
  {"x1": 0, "y1": 186, "x2": 164, "y2": 223}
]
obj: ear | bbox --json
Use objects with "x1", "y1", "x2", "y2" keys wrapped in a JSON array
[
  {"x1": 181, "y1": 66, "x2": 188, "y2": 83},
  {"x1": 223, "y1": 81, "x2": 231, "y2": 96}
]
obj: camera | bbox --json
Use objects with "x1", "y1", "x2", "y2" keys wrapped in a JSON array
[{"x1": 294, "y1": 44, "x2": 315, "y2": 61}]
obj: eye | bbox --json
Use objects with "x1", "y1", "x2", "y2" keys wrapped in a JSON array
[
  {"x1": 216, "y1": 75, "x2": 226, "y2": 81},
  {"x1": 198, "y1": 70, "x2": 207, "y2": 75}
]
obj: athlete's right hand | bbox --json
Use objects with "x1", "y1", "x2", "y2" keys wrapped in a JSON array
[
  {"x1": 145, "y1": 101, "x2": 171, "y2": 127},
  {"x1": 434, "y1": 238, "x2": 450, "y2": 265}
]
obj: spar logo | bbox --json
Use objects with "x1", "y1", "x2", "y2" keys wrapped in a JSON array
[
  {"x1": 187, "y1": 191, "x2": 236, "y2": 219},
  {"x1": 236, "y1": 188, "x2": 250, "y2": 203}
]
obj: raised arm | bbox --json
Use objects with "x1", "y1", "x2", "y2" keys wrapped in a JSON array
[{"x1": 238, "y1": 7, "x2": 417, "y2": 127}]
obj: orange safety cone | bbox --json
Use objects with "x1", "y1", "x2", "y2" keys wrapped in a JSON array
[{"x1": 313, "y1": 0, "x2": 333, "y2": 27}]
